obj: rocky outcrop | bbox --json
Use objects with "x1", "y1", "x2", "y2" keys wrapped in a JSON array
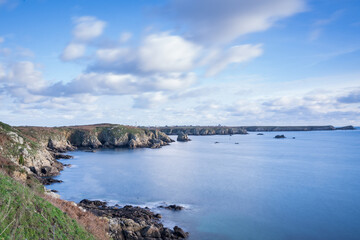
[
  {"x1": 79, "y1": 199, "x2": 189, "y2": 240},
  {"x1": 0, "y1": 122, "x2": 173, "y2": 181},
  {"x1": 159, "y1": 205, "x2": 184, "y2": 211},
  {"x1": 156, "y1": 126, "x2": 247, "y2": 136},
  {"x1": 274, "y1": 135, "x2": 286, "y2": 139},
  {"x1": 177, "y1": 133, "x2": 190, "y2": 142},
  {"x1": 335, "y1": 125, "x2": 355, "y2": 130}
]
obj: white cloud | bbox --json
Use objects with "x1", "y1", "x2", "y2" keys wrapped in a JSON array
[
  {"x1": 138, "y1": 33, "x2": 201, "y2": 72},
  {"x1": 2, "y1": 61, "x2": 45, "y2": 90},
  {"x1": 0, "y1": 36, "x2": 4, "y2": 43},
  {"x1": 0, "y1": 61, "x2": 48, "y2": 103},
  {"x1": 206, "y1": 44, "x2": 263, "y2": 76},
  {"x1": 72, "y1": 16, "x2": 106, "y2": 41},
  {"x1": 133, "y1": 92, "x2": 168, "y2": 109},
  {"x1": 151, "y1": 72, "x2": 196, "y2": 90},
  {"x1": 166, "y1": 0, "x2": 306, "y2": 44},
  {"x1": 45, "y1": 71, "x2": 197, "y2": 97},
  {"x1": 61, "y1": 43, "x2": 86, "y2": 61},
  {"x1": 95, "y1": 47, "x2": 129, "y2": 63}
]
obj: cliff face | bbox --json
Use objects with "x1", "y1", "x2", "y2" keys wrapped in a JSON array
[
  {"x1": 157, "y1": 126, "x2": 248, "y2": 135},
  {"x1": 154, "y1": 125, "x2": 355, "y2": 135},
  {"x1": 0, "y1": 122, "x2": 173, "y2": 180}
]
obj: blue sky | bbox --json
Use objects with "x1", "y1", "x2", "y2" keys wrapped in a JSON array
[{"x1": 0, "y1": 0, "x2": 359, "y2": 126}]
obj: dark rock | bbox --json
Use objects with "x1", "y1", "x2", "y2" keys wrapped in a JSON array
[
  {"x1": 257, "y1": 133, "x2": 264, "y2": 135},
  {"x1": 79, "y1": 199, "x2": 107, "y2": 208},
  {"x1": 141, "y1": 225, "x2": 161, "y2": 238},
  {"x1": 274, "y1": 135, "x2": 286, "y2": 139},
  {"x1": 29, "y1": 166, "x2": 37, "y2": 174},
  {"x1": 235, "y1": 142, "x2": 239, "y2": 144},
  {"x1": 84, "y1": 149, "x2": 96, "y2": 152},
  {"x1": 51, "y1": 189, "x2": 58, "y2": 193},
  {"x1": 174, "y1": 226, "x2": 189, "y2": 238},
  {"x1": 41, "y1": 177, "x2": 63, "y2": 185},
  {"x1": 41, "y1": 166, "x2": 52, "y2": 175},
  {"x1": 159, "y1": 204, "x2": 184, "y2": 211},
  {"x1": 214, "y1": 141, "x2": 219, "y2": 144},
  {"x1": 177, "y1": 133, "x2": 191, "y2": 142},
  {"x1": 79, "y1": 199, "x2": 189, "y2": 239},
  {"x1": 336, "y1": 125, "x2": 355, "y2": 130},
  {"x1": 54, "y1": 153, "x2": 73, "y2": 159}
]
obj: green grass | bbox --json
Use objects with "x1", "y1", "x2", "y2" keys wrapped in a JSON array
[
  {"x1": 0, "y1": 122, "x2": 12, "y2": 132},
  {"x1": 0, "y1": 173, "x2": 95, "y2": 240}
]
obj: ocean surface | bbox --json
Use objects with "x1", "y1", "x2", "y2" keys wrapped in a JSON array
[{"x1": 50, "y1": 130, "x2": 360, "y2": 240}]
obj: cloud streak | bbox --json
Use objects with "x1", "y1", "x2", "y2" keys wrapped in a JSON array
[{"x1": 165, "y1": 0, "x2": 306, "y2": 44}]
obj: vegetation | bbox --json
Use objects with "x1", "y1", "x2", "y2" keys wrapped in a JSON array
[
  {"x1": 18, "y1": 155, "x2": 24, "y2": 166},
  {"x1": 0, "y1": 122, "x2": 12, "y2": 132},
  {"x1": 0, "y1": 172, "x2": 96, "y2": 240}
]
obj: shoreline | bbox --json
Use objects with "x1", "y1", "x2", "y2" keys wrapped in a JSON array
[
  {"x1": 149, "y1": 125, "x2": 355, "y2": 136},
  {"x1": 46, "y1": 143, "x2": 190, "y2": 240}
]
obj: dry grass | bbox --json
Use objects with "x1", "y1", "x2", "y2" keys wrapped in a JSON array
[{"x1": 44, "y1": 195, "x2": 110, "y2": 240}]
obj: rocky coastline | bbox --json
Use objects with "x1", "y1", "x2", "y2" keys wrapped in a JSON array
[
  {"x1": 3, "y1": 123, "x2": 174, "y2": 180},
  {"x1": 151, "y1": 125, "x2": 355, "y2": 135},
  {"x1": 0, "y1": 121, "x2": 189, "y2": 239}
]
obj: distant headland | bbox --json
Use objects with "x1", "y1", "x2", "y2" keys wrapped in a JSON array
[{"x1": 148, "y1": 125, "x2": 355, "y2": 135}]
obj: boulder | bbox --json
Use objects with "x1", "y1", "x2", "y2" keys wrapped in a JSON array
[{"x1": 173, "y1": 226, "x2": 188, "y2": 238}]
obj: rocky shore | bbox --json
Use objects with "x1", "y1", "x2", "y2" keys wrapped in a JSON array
[
  {"x1": 0, "y1": 121, "x2": 189, "y2": 239},
  {"x1": 79, "y1": 200, "x2": 189, "y2": 240},
  {"x1": 0, "y1": 123, "x2": 173, "y2": 180}
]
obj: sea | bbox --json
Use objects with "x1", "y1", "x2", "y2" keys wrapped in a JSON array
[{"x1": 49, "y1": 129, "x2": 360, "y2": 240}]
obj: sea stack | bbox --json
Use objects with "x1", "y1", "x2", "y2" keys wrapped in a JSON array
[{"x1": 177, "y1": 132, "x2": 191, "y2": 142}]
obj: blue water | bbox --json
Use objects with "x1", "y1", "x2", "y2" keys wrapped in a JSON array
[{"x1": 50, "y1": 130, "x2": 360, "y2": 240}]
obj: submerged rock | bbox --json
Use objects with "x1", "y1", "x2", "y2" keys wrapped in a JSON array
[
  {"x1": 159, "y1": 204, "x2": 184, "y2": 211},
  {"x1": 257, "y1": 133, "x2": 264, "y2": 135}
]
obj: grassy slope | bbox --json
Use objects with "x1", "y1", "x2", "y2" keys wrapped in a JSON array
[{"x1": 0, "y1": 172, "x2": 95, "y2": 240}]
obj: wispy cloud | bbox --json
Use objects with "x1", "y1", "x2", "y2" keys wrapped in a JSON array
[
  {"x1": 309, "y1": 9, "x2": 344, "y2": 41},
  {"x1": 163, "y1": 0, "x2": 306, "y2": 44}
]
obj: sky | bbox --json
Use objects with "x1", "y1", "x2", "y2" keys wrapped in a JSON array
[{"x1": 0, "y1": 0, "x2": 359, "y2": 127}]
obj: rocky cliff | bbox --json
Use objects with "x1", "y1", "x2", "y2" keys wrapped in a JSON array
[
  {"x1": 0, "y1": 122, "x2": 173, "y2": 180},
  {"x1": 155, "y1": 126, "x2": 248, "y2": 135},
  {"x1": 153, "y1": 125, "x2": 355, "y2": 135}
]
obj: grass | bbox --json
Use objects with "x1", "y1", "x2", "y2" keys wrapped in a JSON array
[
  {"x1": 0, "y1": 122, "x2": 12, "y2": 133},
  {"x1": 0, "y1": 172, "x2": 97, "y2": 240}
]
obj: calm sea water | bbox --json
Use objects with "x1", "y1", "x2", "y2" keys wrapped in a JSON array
[{"x1": 50, "y1": 130, "x2": 360, "y2": 240}]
